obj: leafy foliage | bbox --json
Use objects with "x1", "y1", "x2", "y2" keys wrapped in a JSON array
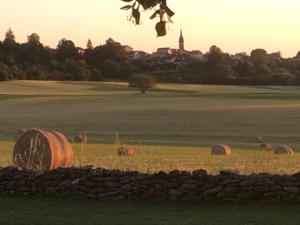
[
  {"x1": 121, "y1": 0, "x2": 175, "y2": 36},
  {"x1": 128, "y1": 74, "x2": 156, "y2": 93},
  {"x1": 0, "y1": 28, "x2": 300, "y2": 85}
]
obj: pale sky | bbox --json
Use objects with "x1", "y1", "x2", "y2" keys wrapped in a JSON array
[{"x1": 0, "y1": 0, "x2": 299, "y2": 57}]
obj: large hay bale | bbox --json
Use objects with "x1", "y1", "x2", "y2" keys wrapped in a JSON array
[
  {"x1": 13, "y1": 129, "x2": 74, "y2": 170},
  {"x1": 211, "y1": 144, "x2": 232, "y2": 156},
  {"x1": 260, "y1": 143, "x2": 272, "y2": 151},
  {"x1": 274, "y1": 145, "x2": 294, "y2": 155},
  {"x1": 117, "y1": 145, "x2": 134, "y2": 156},
  {"x1": 16, "y1": 128, "x2": 26, "y2": 141}
]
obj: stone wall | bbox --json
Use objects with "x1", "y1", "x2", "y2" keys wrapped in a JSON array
[{"x1": 1, "y1": 167, "x2": 300, "y2": 202}]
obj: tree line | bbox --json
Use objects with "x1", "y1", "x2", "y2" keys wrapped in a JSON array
[
  {"x1": 0, "y1": 28, "x2": 134, "y2": 82},
  {"x1": 1, "y1": 28, "x2": 300, "y2": 85},
  {"x1": 171, "y1": 46, "x2": 300, "y2": 85}
]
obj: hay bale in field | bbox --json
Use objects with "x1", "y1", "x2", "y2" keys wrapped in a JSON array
[
  {"x1": 260, "y1": 143, "x2": 273, "y2": 151},
  {"x1": 74, "y1": 133, "x2": 87, "y2": 144},
  {"x1": 16, "y1": 128, "x2": 26, "y2": 140},
  {"x1": 13, "y1": 129, "x2": 74, "y2": 170},
  {"x1": 117, "y1": 145, "x2": 134, "y2": 156},
  {"x1": 254, "y1": 136, "x2": 264, "y2": 143},
  {"x1": 274, "y1": 145, "x2": 294, "y2": 155},
  {"x1": 211, "y1": 144, "x2": 232, "y2": 156}
]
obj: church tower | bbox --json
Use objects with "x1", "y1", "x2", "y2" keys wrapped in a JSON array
[{"x1": 179, "y1": 29, "x2": 184, "y2": 51}]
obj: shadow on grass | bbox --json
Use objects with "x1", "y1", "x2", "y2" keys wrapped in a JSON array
[{"x1": 0, "y1": 195, "x2": 299, "y2": 225}]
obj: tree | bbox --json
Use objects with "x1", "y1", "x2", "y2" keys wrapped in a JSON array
[
  {"x1": 87, "y1": 38, "x2": 128, "y2": 67},
  {"x1": 128, "y1": 74, "x2": 156, "y2": 93},
  {"x1": 272, "y1": 68, "x2": 295, "y2": 85},
  {"x1": 20, "y1": 33, "x2": 50, "y2": 64},
  {"x1": 120, "y1": 0, "x2": 175, "y2": 36},
  {"x1": 236, "y1": 61, "x2": 255, "y2": 78},
  {"x1": 86, "y1": 39, "x2": 93, "y2": 49},
  {"x1": 1, "y1": 28, "x2": 18, "y2": 64},
  {"x1": 60, "y1": 59, "x2": 91, "y2": 81},
  {"x1": 0, "y1": 63, "x2": 10, "y2": 81},
  {"x1": 56, "y1": 38, "x2": 79, "y2": 61},
  {"x1": 101, "y1": 59, "x2": 121, "y2": 78},
  {"x1": 205, "y1": 46, "x2": 229, "y2": 69},
  {"x1": 27, "y1": 33, "x2": 41, "y2": 46},
  {"x1": 176, "y1": 57, "x2": 204, "y2": 83},
  {"x1": 251, "y1": 49, "x2": 268, "y2": 66},
  {"x1": 209, "y1": 63, "x2": 235, "y2": 84},
  {"x1": 4, "y1": 27, "x2": 16, "y2": 45},
  {"x1": 25, "y1": 65, "x2": 48, "y2": 80},
  {"x1": 91, "y1": 69, "x2": 103, "y2": 81}
]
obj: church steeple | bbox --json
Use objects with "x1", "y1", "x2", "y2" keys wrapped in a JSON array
[{"x1": 179, "y1": 29, "x2": 184, "y2": 51}]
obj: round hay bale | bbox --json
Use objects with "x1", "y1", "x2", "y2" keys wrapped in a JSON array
[
  {"x1": 117, "y1": 145, "x2": 134, "y2": 156},
  {"x1": 274, "y1": 145, "x2": 294, "y2": 155},
  {"x1": 211, "y1": 144, "x2": 232, "y2": 156},
  {"x1": 13, "y1": 129, "x2": 74, "y2": 170},
  {"x1": 260, "y1": 143, "x2": 272, "y2": 151},
  {"x1": 16, "y1": 128, "x2": 26, "y2": 141}
]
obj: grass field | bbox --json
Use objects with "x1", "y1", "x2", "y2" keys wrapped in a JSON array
[
  {"x1": 1, "y1": 81, "x2": 300, "y2": 174},
  {"x1": 1, "y1": 81, "x2": 300, "y2": 224},
  {"x1": 1, "y1": 195, "x2": 300, "y2": 225},
  {"x1": 1, "y1": 81, "x2": 300, "y2": 146},
  {"x1": 1, "y1": 141, "x2": 300, "y2": 174}
]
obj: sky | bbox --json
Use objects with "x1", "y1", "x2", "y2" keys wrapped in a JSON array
[{"x1": 0, "y1": 0, "x2": 299, "y2": 57}]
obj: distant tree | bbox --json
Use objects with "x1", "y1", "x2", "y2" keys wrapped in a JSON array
[
  {"x1": 19, "y1": 33, "x2": 50, "y2": 64},
  {"x1": 176, "y1": 57, "x2": 204, "y2": 83},
  {"x1": 205, "y1": 46, "x2": 229, "y2": 69},
  {"x1": 25, "y1": 65, "x2": 48, "y2": 80},
  {"x1": 84, "y1": 39, "x2": 95, "y2": 66},
  {"x1": 236, "y1": 61, "x2": 255, "y2": 77},
  {"x1": 0, "y1": 63, "x2": 10, "y2": 81},
  {"x1": 251, "y1": 49, "x2": 269, "y2": 66},
  {"x1": 255, "y1": 64, "x2": 271, "y2": 74},
  {"x1": 56, "y1": 39, "x2": 79, "y2": 61},
  {"x1": 91, "y1": 68, "x2": 103, "y2": 81},
  {"x1": 132, "y1": 58, "x2": 156, "y2": 72},
  {"x1": 10, "y1": 65, "x2": 26, "y2": 80},
  {"x1": 101, "y1": 59, "x2": 121, "y2": 79},
  {"x1": 60, "y1": 59, "x2": 91, "y2": 81},
  {"x1": 119, "y1": 61, "x2": 136, "y2": 79},
  {"x1": 272, "y1": 68, "x2": 295, "y2": 85},
  {"x1": 1, "y1": 28, "x2": 18, "y2": 64},
  {"x1": 86, "y1": 39, "x2": 93, "y2": 49},
  {"x1": 85, "y1": 38, "x2": 127, "y2": 67},
  {"x1": 209, "y1": 63, "x2": 235, "y2": 84},
  {"x1": 3, "y1": 27, "x2": 16, "y2": 45},
  {"x1": 281, "y1": 58, "x2": 297, "y2": 73},
  {"x1": 27, "y1": 33, "x2": 41, "y2": 46},
  {"x1": 128, "y1": 74, "x2": 156, "y2": 94}
]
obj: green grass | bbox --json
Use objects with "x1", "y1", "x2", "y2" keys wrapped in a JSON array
[
  {"x1": 1, "y1": 141, "x2": 300, "y2": 174},
  {"x1": 0, "y1": 195, "x2": 299, "y2": 225},
  {"x1": 1, "y1": 94, "x2": 300, "y2": 145},
  {"x1": 1, "y1": 81, "x2": 300, "y2": 174},
  {"x1": 2, "y1": 81, "x2": 300, "y2": 224}
]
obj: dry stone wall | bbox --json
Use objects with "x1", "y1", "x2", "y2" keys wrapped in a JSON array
[{"x1": 1, "y1": 167, "x2": 300, "y2": 202}]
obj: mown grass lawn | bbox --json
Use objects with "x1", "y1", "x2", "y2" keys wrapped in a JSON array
[
  {"x1": 2, "y1": 81, "x2": 300, "y2": 146},
  {"x1": 0, "y1": 195, "x2": 299, "y2": 225}
]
